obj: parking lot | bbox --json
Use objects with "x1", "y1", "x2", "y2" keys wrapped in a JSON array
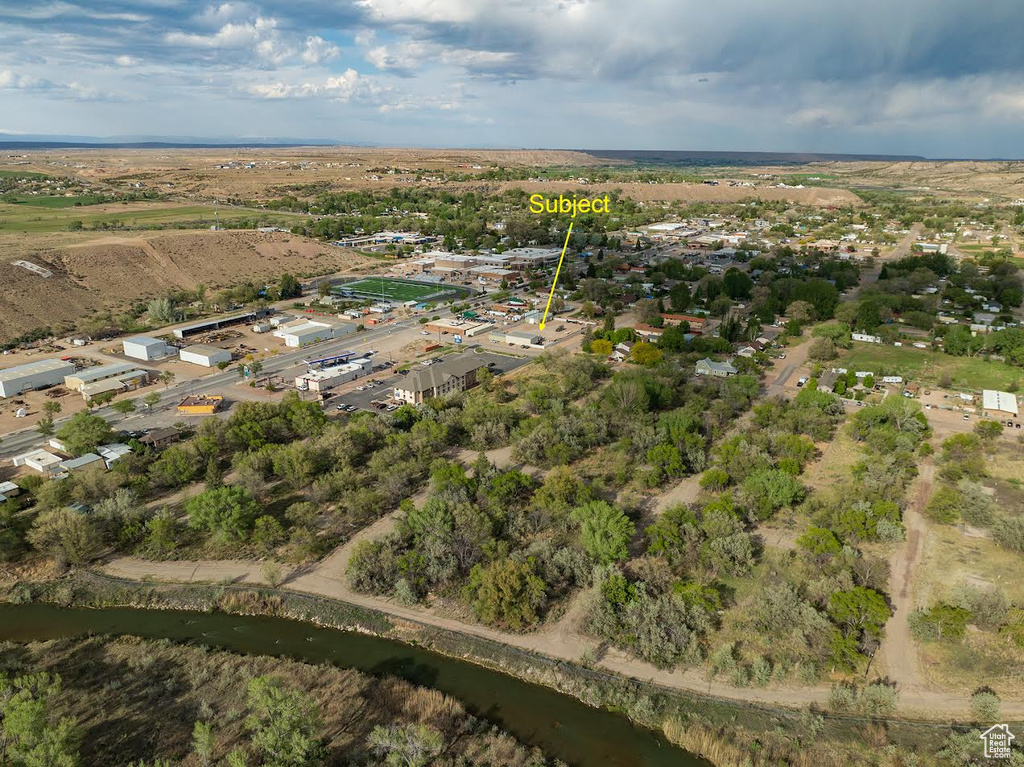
[{"x1": 323, "y1": 349, "x2": 532, "y2": 413}]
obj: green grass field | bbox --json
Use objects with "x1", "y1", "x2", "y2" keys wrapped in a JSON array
[
  {"x1": 838, "y1": 342, "x2": 1022, "y2": 390},
  {"x1": 0, "y1": 200, "x2": 301, "y2": 232},
  {"x1": 0, "y1": 169, "x2": 51, "y2": 180},
  {"x1": 4, "y1": 194, "x2": 108, "y2": 208},
  {"x1": 339, "y1": 278, "x2": 441, "y2": 302}
]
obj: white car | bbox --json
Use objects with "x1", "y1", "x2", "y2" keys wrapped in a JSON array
[{"x1": 420, "y1": 330, "x2": 430, "y2": 335}]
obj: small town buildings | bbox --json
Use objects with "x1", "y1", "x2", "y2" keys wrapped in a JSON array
[
  {"x1": 0, "y1": 359, "x2": 76, "y2": 398},
  {"x1": 393, "y1": 355, "x2": 488, "y2": 405},
  {"x1": 0, "y1": 480, "x2": 20, "y2": 502},
  {"x1": 983, "y1": 389, "x2": 1020, "y2": 418},
  {"x1": 173, "y1": 309, "x2": 270, "y2": 339},
  {"x1": 295, "y1": 358, "x2": 372, "y2": 392},
  {"x1": 139, "y1": 427, "x2": 181, "y2": 449},
  {"x1": 817, "y1": 371, "x2": 840, "y2": 392},
  {"x1": 11, "y1": 449, "x2": 64, "y2": 475},
  {"x1": 177, "y1": 394, "x2": 224, "y2": 415},
  {"x1": 489, "y1": 330, "x2": 542, "y2": 346},
  {"x1": 852, "y1": 333, "x2": 883, "y2": 344},
  {"x1": 122, "y1": 335, "x2": 172, "y2": 361},
  {"x1": 97, "y1": 443, "x2": 132, "y2": 468},
  {"x1": 60, "y1": 453, "x2": 105, "y2": 474},
  {"x1": 273, "y1": 318, "x2": 356, "y2": 348},
  {"x1": 179, "y1": 344, "x2": 232, "y2": 368},
  {"x1": 695, "y1": 358, "x2": 738, "y2": 377},
  {"x1": 65, "y1": 363, "x2": 150, "y2": 400}
]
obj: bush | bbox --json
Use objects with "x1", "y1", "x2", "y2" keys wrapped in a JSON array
[
  {"x1": 909, "y1": 604, "x2": 971, "y2": 642},
  {"x1": 994, "y1": 517, "x2": 1024, "y2": 553},
  {"x1": 953, "y1": 582, "x2": 1008, "y2": 631},
  {"x1": 858, "y1": 682, "x2": 898, "y2": 717},
  {"x1": 970, "y1": 688, "x2": 1002, "y2": 723},
  {"x1": 828, "y1": 684, "x2": 857, "y2": 712}
]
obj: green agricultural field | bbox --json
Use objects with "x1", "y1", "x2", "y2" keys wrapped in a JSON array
[
  {"x1": 339, "y1": 277, "x2": 444, "y2": 302},
  {"x1": 0, "y1": 169, "x2": 51, "y2": 180},
  {"x1": 3, "y1": 194, "x2": 108, "y2": 208},
  {"x1": 838, "y1": 341, "x2": 1022, "y2": 390},
  {"x1": 0, "y1": 200, "x2": 302, "y2": 232}
]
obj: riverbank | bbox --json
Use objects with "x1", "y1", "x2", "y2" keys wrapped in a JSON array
[{"x1": 0, "y1": 572, "x2": 974, "y2": 765}]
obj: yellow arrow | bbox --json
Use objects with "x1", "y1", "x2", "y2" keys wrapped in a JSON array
[{"x1": 539, "y1": 221, "x2": 573, "y2": 330}]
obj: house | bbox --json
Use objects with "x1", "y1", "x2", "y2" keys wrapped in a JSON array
[
  {"x1": 0, "y1": 480, "x2": 20, "y2": 502},
  {"x1": 736, "y1": 340, "x2": 765, "y2": 358},
  {"x1": 11, "y1": 449, "x2": 64, "y2": 475},
  {"x1": 695, "y1": 358, "x2": 738, "y2": 377},
  {"x1": 393, "y1": 355, "x2": 487, "y2": 405},
  {"x1": 139, "y1": 427, "x2": 181, "y2": 449},
  {"x1": 610, "y1": 342, "x2": 635, "y2": 363},
  {"x1": 59, "y1": 453, "x2": 105, "y2": 474},
  {"x1": 756, "y1": 327, "x2": 781, "y2": 345},
  {"x1": 851, "y1": 332, "x2": 882, "y2": 344},
  {"x1": 97, "y1": 443, "x2": 132, "y2": 469},
  {"x1": 817, "y1": 371, "x2": 839, "y2": 393}
]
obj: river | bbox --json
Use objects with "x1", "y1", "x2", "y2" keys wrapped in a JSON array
[{"x1": 0, "y1": 604, "x2": 707, "y2": 767}]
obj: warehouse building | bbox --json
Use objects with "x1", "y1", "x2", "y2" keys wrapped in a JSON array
[
  {"x1": 273, "y1": 318, "x2": 356, "y2": 348},
  {"x1": 173, "y1": 309, "x2": 270, "y2": 339},
  {"x1": 65, "y1": 363, "x2": 150, "y2": 395},
  {"x1": 122, "y1": 335, "x2": 172, "y2": 361},
  {"x1": 0, "y1": 359, "x2": 75, "y2": 398},
  {"x1": 179, "y1": 344, "x2": 232, "y2": 368},
  {"x1": 983, "y1": 389, "x2": 1020, "y2": 418},
  {"x1": 489, "y1": 330, "x2": 543, "y2": 346},
  {"x1": 295, "y1": 358, "x2": 372, "y2": 392},
  {"x1": 393, "y1": 355, "x2": 488, "y2": 405}
]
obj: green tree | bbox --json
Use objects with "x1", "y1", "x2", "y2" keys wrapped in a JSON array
[
  {"x1": 631, "y1": 341, "x2": 663, "y2": 366},
  {"x1": 185, "y1": 486, "x2": 260, "y2": 541},
  {"x1": 828, "y1": 587, "x2": 891, "y2": 640},
  {"x1": 796, "y1": 526, "x2": 842, "y2": 557},
  {"x1": 741, "y1": 468, "x2": 805, "y2": 520},
  {"x1": 192, "y1": 721, "x2": 215, "y2": 767},
  {"x1": 143, "y1": 392, "x2": 161, "y2": 410},
  {"x1": 27, "y1": 508, "x2": 101, "y2": 566},
  {"x1": 465, "y1": 558, "x2": 547, "y2": 630},
  {"x1": 974, "y1": 419, "x2": 1004, "y2": 445},
  {"x1": 590, "y1": 338, "x2": 613, "y2": 356},
  {"x1": 279, "y1": 273, "x2": 302, "y2": 299},
  {"x1": 572, "y1": 501, "x2": 635, "y2": 564},
  {"x1": 54, "y1": 412, "x2": 115, "y2": 456},
  {"x1": 111, "y1": 399, "x2": 136, "y2": 420},
  {"x1": 244, "y1": 676, "x2": 326, "y2": 767},
  {"x1": 0, "y1": 672, "x2": 80, "y2": 767}
]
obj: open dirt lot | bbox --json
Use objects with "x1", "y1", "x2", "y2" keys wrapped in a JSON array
[{"x1": 0, "y1": 230, "x2": 382, "y2": 342}]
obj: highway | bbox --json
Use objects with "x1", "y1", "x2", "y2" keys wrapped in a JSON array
[{"x1": 0, "y1": 319, "x2": 415, "y2": 459}]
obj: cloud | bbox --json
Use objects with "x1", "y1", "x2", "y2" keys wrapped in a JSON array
[
  {"x1": 244, "y1": 68, "x2": 377, "y2": 101},
  {"x1": 301, "y1": 35, "x2": 341, "y2": 65}
]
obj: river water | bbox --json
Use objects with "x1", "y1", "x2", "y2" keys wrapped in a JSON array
[{"x1": 0, "y1": 604, "x2": 707, "y2": 767}]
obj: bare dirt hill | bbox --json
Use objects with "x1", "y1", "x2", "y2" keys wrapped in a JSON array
[{"x1": 0, "y1": 230, "x2": 377, "y2": 341}]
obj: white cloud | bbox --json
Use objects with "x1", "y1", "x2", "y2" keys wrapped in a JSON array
[
  {"x1": 115, "y1": 54, "x2": 140, "y2": 67},
  {"x1": 301, "y1": 36, "x2": 341, "y2": 65},
  {"x1": 245, "y1": 68, "x2": 377, "y2": 101}
]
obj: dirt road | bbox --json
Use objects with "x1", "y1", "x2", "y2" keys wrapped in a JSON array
[{"x1": 875, "y1": 461, "x2": 935, "y2": 692}]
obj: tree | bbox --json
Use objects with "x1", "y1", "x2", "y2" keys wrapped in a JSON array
[
  {"x1": 590, "y1": 339, "x2": 613, "y2": 356},
  {"x1": 465, "y1": 558, "x2": 547, "y2": 630},
  {"x1": 828, "y1": 587, "x2": 891, "y2": 640},
  {"x1": 741, "y1": 468, "x2": 805, "y2": 520},
  {"x1": 786, "y1": 300, "x2": 815, "y2": 325},
  {"x1": 367, "y1": 723, "x2": 444, "y2": 767},
  {"x1": 159, "y1": 371, "x2": 176, "y2": 389},
  {"x1": 54, "y1": 412, "x2": 114, "y2": 456},
  {"x1": 572, "y1": 500, "x2": 635, "y2": 564},
  {"x1": 279, "y1": 273, "x2": 302, "y2": 299},
  {"x1": 669, "y1": 283, "x2": 691, "y2": 313},
  {"x1": 631, "y1": 341, "x2": 663, "y2": 366},
  {"x1": 143, "y1": 392, "x2": 161, "y2": 410},
  {"x1": 27, "y1": 508, "x2": 101, "y2": 566},
  {"x1": 245, "y1": 676, "x2": 326, "y2": 767},
  {"x1": 797, "y1": 526, "x2": 842, "y2": 557},
  {"x1": 42, "y1": 401, "x2": 62, "y2": 418},
  {"x1": 808, "y1": 337, "x2": 838, "y2": 362},
  {"x1": 185, "y1": 486, "x2": 260, "y2": 541},
  {"x1": 192, "y1": 721, "x2": 215, "y2": 767},
  {"x1": 970, "y1": 689, "x2": 1001, "y2": 723},
  {"x1": 111, "y1": 399, "x2": 136, "y2": 420},
  {"x1": 974, "y1": 419, "x2": 1004, "y2": 445},
  {"x1": 0, "y1": 672, "x2": 79, "y2": 767}
]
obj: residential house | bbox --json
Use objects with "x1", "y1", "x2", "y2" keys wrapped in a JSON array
[
  {"x1": 393, "y1": 355, "x2": 487, "y2": 405},
  {"x1": 695, "y1": 358, "x2": 738, "y2": 377}
]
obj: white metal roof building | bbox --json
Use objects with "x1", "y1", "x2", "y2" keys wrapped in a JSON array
[
  {"x1": 65, "y1": 363, "x2": 147, "y2": 391},
  {"x1": 122, "y1": 335, "x2": 171, "y2": 361},
  {"x1": 0, "y1": 359, "x2": 75, "y2": 398},
  {"x1": 179, "y1": 344, "x2": 232, "y2": 367},
  {"x1": 273, "y1": 319, "x2": 356, "y2": 348},
  {"x1": 983, "y1": 389, "x2": 1020, "y2": 417}
]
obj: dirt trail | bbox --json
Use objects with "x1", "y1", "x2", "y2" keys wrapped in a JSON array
[{"x1": 875, "y1": 461, "x2": 935, "y2": 691}]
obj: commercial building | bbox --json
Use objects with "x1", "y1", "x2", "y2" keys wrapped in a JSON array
[
  {"x1": 983, "y1": 389, "x2": 1020, "y2": 418},
  {"x1": 173, "y1": 309, "x2": 270, "y2": 339},
  {"x1": 122, "y1": 335, "x2": 171, "y2": 361},
  {"x1": 0, "y1": 359, "x2": 75, "y2": 398},
  {"x1": 64, "y1": 363, "x2": 150, "y2": 397},
  {"x1": 273, "y1": 318, "x2": 356, "y2": 348},
  {"x1": 179, "y1": 344, "x2": 232, "y2": 368},
  {"x1": 177, "y1": 394, "x2": 224, "y2": 415},
  {"x1": 295, "y1": 358, "x2": 372, "y2": 392},
  {"x1": 393, "y1": 355, "x2": 488, "y2": 405},
  {"x1": 489, "y1": 330, "x2": 542, "y2": 346}
]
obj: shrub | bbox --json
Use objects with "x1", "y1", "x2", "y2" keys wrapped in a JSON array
[
  {"x1": 970, "y1": 689, "x2": 1002, "y2": 723},
  {"x1": 994, "y1": 517, "x2": 1024, "y2": 553},
  {"x1": 858, "y1": 682, "x2": 898, "y2": 717},
  {"x1": 909, "y1": 604, "x2": 971, "y2": 642}
]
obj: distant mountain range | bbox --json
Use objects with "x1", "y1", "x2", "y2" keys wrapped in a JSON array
[
  {"x1": 0, "y1": 133, "x2": 352, "y2": 149},
  {"x1": 579, "y1": 149, "x2": 928, "y2": 165}
]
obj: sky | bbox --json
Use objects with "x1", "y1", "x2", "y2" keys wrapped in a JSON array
[{"x1": 1, "y1": 0, "x2": 1024, "y2": 157}]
